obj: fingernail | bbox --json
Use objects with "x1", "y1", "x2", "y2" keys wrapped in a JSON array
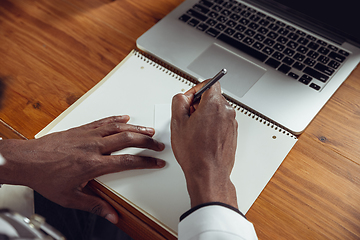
[
  {"x1": 146, "y1": 127, "x2": 155, "y2": 134},
  {"x1": 158, "y1": 142, "x2": 165, "y2": 150},
  {"x1": 105, "y1": 214, "x2": 117, "y2": 224},
  {"x1": 157, "y1": 159, "x2": 166, "y2": 168}
]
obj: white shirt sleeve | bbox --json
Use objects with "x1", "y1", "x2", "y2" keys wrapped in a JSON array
[{"x1": 178, "y1": 205, "x2": 258, "y2": 240}]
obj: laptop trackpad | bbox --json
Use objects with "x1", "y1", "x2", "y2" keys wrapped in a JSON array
[{"x1": 188, "y1": 44, "x2": 266, "y2": 98}]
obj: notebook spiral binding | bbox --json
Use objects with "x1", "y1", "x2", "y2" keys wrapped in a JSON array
[
  {"x1": 133, "y1": 50, "x2": 296, "y2": 139},
  {"x1": 134, "y1": 49, "x2": 196, "y2": 88}
]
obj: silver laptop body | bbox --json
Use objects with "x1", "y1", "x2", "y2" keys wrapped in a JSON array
[{"x1": 137, "y1": 0, "x2": 360, "y2": 134}]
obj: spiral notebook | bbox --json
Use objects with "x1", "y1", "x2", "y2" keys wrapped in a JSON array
[{"x1": 36, "y1": 50, "x2": 297, "y2": 236}]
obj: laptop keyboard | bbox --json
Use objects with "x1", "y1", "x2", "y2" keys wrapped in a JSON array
[{"x1": 179, "y1": 0, "x2": 350, "y2": 91}]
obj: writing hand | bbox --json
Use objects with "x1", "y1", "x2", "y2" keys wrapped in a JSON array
[
  {"x1": 171, "y1": 81, "x2": 238, "y2": 208},
  {"x1": 0, "y1": 115, "x2": 165, "y2": 224}
]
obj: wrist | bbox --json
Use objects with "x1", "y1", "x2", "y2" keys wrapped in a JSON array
[{"x1": 185, "y1": 173, "x2": 238, "y2": 209}]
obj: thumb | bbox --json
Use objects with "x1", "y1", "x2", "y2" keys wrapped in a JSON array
[
  {"x1": 171, "y1": 93, "x2": 192, "y2": 124},
  {"x1": 78, "y1": 187, "x2": 119, "y2": 224}
]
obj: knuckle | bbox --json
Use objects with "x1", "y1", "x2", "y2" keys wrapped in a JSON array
[
  {"x1": 120, "y1": 154, "x2": 136, "y2": 168},
  {"x1": 90, "y1": 203, "x2": 103, "y2": 216},
  {"x1": 120, "y1": 131, "x2": 134, "y2": 143}
]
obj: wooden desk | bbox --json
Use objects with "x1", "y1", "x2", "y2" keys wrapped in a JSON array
[{"x1": 1, "y1": 0, "x2": 360, "y2": 239}]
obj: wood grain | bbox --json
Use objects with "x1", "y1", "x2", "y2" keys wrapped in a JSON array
[{"x1": 1, "y1": 0, "x2": 360, "y2": 239}]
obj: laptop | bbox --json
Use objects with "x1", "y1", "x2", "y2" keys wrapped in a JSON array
[{"x1": 137, "y1": 0, "x2": 360, "y2": 135}]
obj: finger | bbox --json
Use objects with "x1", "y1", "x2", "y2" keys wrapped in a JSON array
[
  {"x1": 95, "y1": 122, "x2": 156, "y2": 138},
  {"x1": 72, "y1": 189, "x2": 120, "y2": 225},
  {"x1": 100, "y1": 131, "x2": 165, "y2": 154},
  {"x1": 77, "y1": 116, "x2": 131, "y2": 131},
  {"x1": 95, "y1": 155, "x2": 166, "y2": 176},
  {"x1": 171, "y1": 93, "x2": 192, "y2": 124},
  {"x1": 184, "y1": 80, "x2": 209, "y2": 95}
]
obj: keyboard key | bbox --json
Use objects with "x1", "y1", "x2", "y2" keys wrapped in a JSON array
[
  {"x1": 314, "y1": 63, "x2": 335, "y2": 75},
  {"x1": 206, "y1": 28, "x2": 220, "y2": 37},
  {"x1": 254, "y1": 34, "x2": 265, "y2": 41},
  {"x1": 226, "y1": 20, "x2": 237, "y2": 27},
  {"x1": 208, "y1": 11, "x2": 219, "y2": 18},
  {"x1": 328, "y1": 45, "x2": 338, "y2": 51},
  {"x1": 240, "y1": 10, "x2": 251, "y2": 17},
  {"x1": 217, "y1": 15, "x2": 228, "y2": 23},
  {"x1": 243, "y1": 37, "x2": 255, "y2": 45},
  {"x1": 197, "y1": 23, "x2": 209, "y2": 31},
  {"x1": 249, "y1": 15, "x2": 261, "y2": 22},
  {"x1": 259, "y1": 19, "x2": 270, "y2": 26},
  {"x1": 235, "y1": 24, "x2": 246, "y2": 32},
  {"x1": 277, "y1": 36, "x2": 288, "y2": 44},
  {"x1": 257, "y1": 27, "x2": 269, "y2": 35},
  {"x1": 262, "y1": 46, "x2": 274, "y2": 55},
  {"x1": 288, "y1": 72, "x2": 299, "y2": 79},
  {"x1": 288, "y1": 32, "x2": 299, "y2": 40},
  {"x1": 267, "y1": 31, "x2": 278, "y2": 39},
  {"x1": 215, "y1": 23, "x2": 226, "y2": 30},
  {"x1": 274, "y1": 43, "x2": 285, "y2": 51},
  {"x1": 328, "y1": 60, "x2": 340, "y2": 69},
  {"x1": 217, "y1": 33, "x2": 268, "y2": 61},
  {"x1": 179, "y1": 14, "x2": 191, "y2": 22},
  {"x1": 307, "y1": 50, "x2": 319, "y2": 59},
  {"x1": 306, "y1": 35, "x2": 316, "y2": 41},
  {"x1": 287, "y1": 41, "x2": 298, "y2": 49},
  {"x1": 248, "y1": 22, "x2": 259, "y2": 30},
  {"x1": 194, "y1": 4, "x2": 211, "y2": 14},
  {"x1": 284, "y1": 48, "x2": 295, "y2": 57},
  {"x1": 199, "y1": 0, "x2": 214, "y2": 8},
  {"x1": 221, "y1": 9, "x2": 232, "y2": 16},
  {"x1": 223, "y1": 2, "x2": 233, "y2": 9},
  {"x1": 187, "y1": 9, "x2": 208, "y2": 21},
  {"x1": 233, "y1": 32, "x2": 245, "y2": 40},
  {"x1": 329, "y1": 52, "x2": 345, "y2": 62},
  {"x1": 316, "y1": 39, "x2": 327, "y2": 46},
  {"x1": 245, "y1": 29, "x2": 256, "y2": 37},
  {"x1": 264, "y1": 38, "x2": 275, "y2": 46},
  {"x1": 253, "y1": 42, "x2": 264, "y2": 50},
  {"x1": 272, "y1": 51, "x2": 284, "y2": 60},
  {"x1": 318, "y1": 55, "x2": 330, "y2": 64},
  {"x1": 206, "y1": 18, "x2": 217, "y2": 26},
  {"x1": 299, "y1": 75, "x2": 312, "y2": 85},
  {"x1": 286, "y1": 25, "x2": 296, "y2": 31},
  {"x1": 188, "y1": 18, "x2": 200, "y2": 27},
  {"x1": 318, "y1": 47, "x2": 329, "y2": 55},
  {"x1": 239, "y1": 18, "x2": 250, "y2": 25},
  {"x1": 294, "y1": 53, "x2": 305, "y2": 61},
  {"x1": 265, "y1": 58, "x2": 281, "y2": 68},
  {"x1": 278, "y1": 64, "x2": 291, "y2": 74},
  {"x1": 229, "y1": 13, "x2": 240, "y2": 21},
  {"x1": 308, "y1": 42, "x2": 319, "y2": 50},
  {"x1": 293, "y1": 62, "x2": 305, "y2": 70},
  {"x1": 303, "y1": 67, "x2": 329, "y2": 82},
  {"x1": 310, "y1": 83, "x2": 321, "y2": 91},
  {"x1": 296, "y1": 30, "x2": 306, "y2": 36},
  {"x1": 266, "y1": 16, "x2": 276, "y2": 22},
  {"x1": 297, "y1": 37, "x2": 309, "y2": 45},
  {"x1": 212, "y1": 5, "x2": 223, "y2": 12},
  {"x1": 224, "y1": 27, "x2": 235, "y2": 35},
  {"x1": 283, "y1": 57, "x2": 295, "y2": 66},
  {"x1": 268, "y1": 23, "x2": 279, "y2": 31},
  {"x1": 297, "y1": 46, "x2": 308, "y2": 54},
  {"x1": 304, "y1": 58, "x2": 316, "y2": 66},
  {"x1": 278, "y1": 28, "x2": 289, "y2": 36},
  {"x1": 339, "y1": 49, "x2": 350, "y2": 56}
]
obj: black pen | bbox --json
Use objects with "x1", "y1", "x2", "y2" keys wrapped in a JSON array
[{"x1": 192, "y1": 68, "x2": 227, "y2": 103}]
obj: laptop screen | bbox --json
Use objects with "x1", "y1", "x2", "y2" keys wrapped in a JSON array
[{"x1": 250, "y1": 0, "x2": 360, "y2": 46}]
